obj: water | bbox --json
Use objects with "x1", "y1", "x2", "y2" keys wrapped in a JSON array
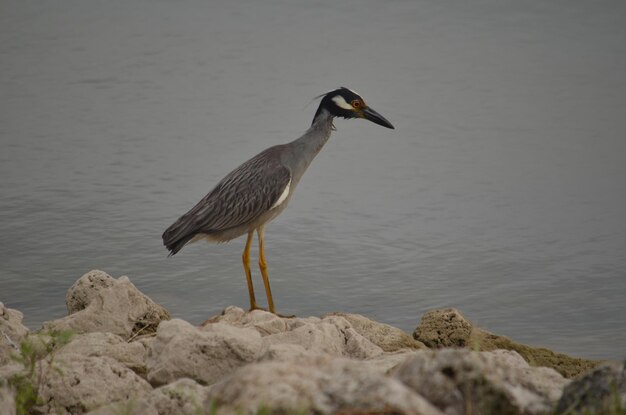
[{"x1": 1, "y1": 0, "x2": 625, "y2": 360}]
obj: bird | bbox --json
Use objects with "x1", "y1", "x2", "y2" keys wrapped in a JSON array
[{"x1": 162, "y1": 87, "x2": 394, "y2": 314}]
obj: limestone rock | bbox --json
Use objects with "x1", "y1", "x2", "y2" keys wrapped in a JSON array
[
  {"x1": 327, "y1": 312, "x2": 426, "y2": 352},
  {"x1": 260, "y1": 315, "x2": 384, "y2": 359},
  {"x1": 205, "y1": 354, "x2": 444, "y2": 415},
  {"x1": 43, "y1": 270, "x2": 170, "y2": 340},
  {"x1": 363, "y1": 350, "x2": 419, "y2": 374},
  {"x1": 556, "y1": 361, "x2": 626, "y2": 414},
  {"x1": 9, "y1": 271, "x2": 618, "y2": 415},
  {"x1": 206, "y1": 308, "x2": 385, "y2": 360},
  {"x1": 0, "y1": 302, "x2": 29, "y2": 366},
  {"x1": 202, "y1": 306, "x2": 283, "y2": 334},
  {"x1": 203, "y1": 306, "x2": 318, "y2": 335},
  {"x1": 393, "y1": 348, "x2": 568, "y2": 415},
  {"x1": 414, "y1": 308, "x2": 599, "y2": 378},
  {"x1": 146, "y1": 319, "x2": 262, "y2": 386},
  {"x1": 413, "y1": 308, "x2": 473, "y2": 348},
  {"x1": 65, "y1": 270, "x2": 116, "y2": 314},
  {"x1": 0, "y1": 333, "x2": 55, "y2": 387},
  {"x1": 0, "y1": 386, "x2": 16, "y2": 415},
  {"x1": 257, "y1": 343, "x2": 313, "y2": 362},
  {"x1": 38, "y1": 355, "x2": 152, "y2": 414},
  {"x1": 56, "y1": 332, "x2": 148, "y2": 375},
  {"x1": 0, "y1": 362, "x2": 24, "y2": 384},
  {"x1": 257, "y1": 343, "x2": 415, "y2": 376},
  {"x1": 87, "y1": 378, "x2": 210, "y2": 415}
]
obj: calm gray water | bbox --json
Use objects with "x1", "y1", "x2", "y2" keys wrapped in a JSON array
[{"x1": 1, "y1": 0, "x2": 625, "y2": 360}]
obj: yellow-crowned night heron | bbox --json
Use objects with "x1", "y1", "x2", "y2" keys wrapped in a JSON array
[{"x1": 163, "y1": 87, "x2": 394, "y2": 314}]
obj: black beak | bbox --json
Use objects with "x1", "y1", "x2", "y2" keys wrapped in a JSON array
[{"x1": 361, "y1": 106, "x2": 395, "y2": 129}]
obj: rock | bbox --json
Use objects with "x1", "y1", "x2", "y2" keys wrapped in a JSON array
[
  {"x1": 0, "y1": 302, "x2": 29, "y2": 366},
  {"x1": 65, "y1": 270, "x2": 116, "y2": 314},
  {"x1": 257, "y1": 343, "x2": 313, "y2": 362},
  {"x1": 146, "y1": 319, "x2": 262, "y2": 386},
  {"x1": 205, "y1": 354, "x2": 444, "y2": 415},
  {"x1": 258, "y1": 344, "x2": 416, "y2": 376},
  {"x1": 0, "y1": 386, "x2": 16, "y2": 415},
  {"x1": 87, "y1": 378, "x2": 210, "y2": 415},
  {"x1": 206, "y1": 308, "x2": 385, "y2": 360},
  {"x1": 209, "y1": 308, "x2": 426, "y2": 355},
  {"x1": 556, "y1": 361, "x2": 626, "y2": 414},
  {"x1": 413, "y1": 308, "x2": 473, "y2": 348},
  {"x1": 363, "y1": 350, "x2": 419, "y2": 374},
  {"x1": 202, "y1": 306, "x2": 284, "y2": 334},
  {"x1": 326, "y1": 312, "x2": 426, "y2": 352},
  {"x1": 56, "y1": 332, "x2": 148, "y2": 376},
  {"x1": 414, "y1": 308, "x2": 599, "y2": 378},
  {"x1": 203, "y1": 306, "x2": 319, "y2": 335},
  {"x1": 43, "y1": 270, "x2": 170, "y2": 340},
  {"x1": 0, "y1": 362, "x2": 24, "y2": 384},
  {"x1": 204, "y1": 306, "x2": 247, "y2": 325},
  {"x1": 11, "y1": 272, "x2": 620, "y2": 415},
  {"x1": 38, "y1": 355, "x2": 152, "y2": 414},
  {"x1": 393, "y1": 348, "x2": 568, "y2": 415},
  {"x1": 0, "y1": 332, "x2": 62, "y2": 397},
  {"x1": 260, "y1": 316, "x2": 384, "y2": 359}
]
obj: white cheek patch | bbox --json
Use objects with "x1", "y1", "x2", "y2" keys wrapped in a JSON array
[
  {"x1": 332, "y1": 95, "x2": 353, "y2": 110},
  {"x1": 271, "y1": 179, "x2": 291, "y2": 209}
]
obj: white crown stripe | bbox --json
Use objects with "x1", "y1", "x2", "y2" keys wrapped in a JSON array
[{"x1": 331, "y1": 95, "x2": 353, "y2": 110}]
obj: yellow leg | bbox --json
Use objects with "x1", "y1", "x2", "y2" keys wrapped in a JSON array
[
  {"x1": 257, "y1": 225, "x2": 276, "y2": 314},
  {"x1": 242, "y1": 230, "x2": 258, "y2": 311}
]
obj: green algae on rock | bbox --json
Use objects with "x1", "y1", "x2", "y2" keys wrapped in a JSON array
[{"x1": 413, "y1": 308, "x2": 601, "y2": 378}]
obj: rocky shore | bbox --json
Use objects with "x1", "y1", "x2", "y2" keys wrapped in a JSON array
[{"x1": 1, "y1": 270, "x2": 624, "y2": 415}]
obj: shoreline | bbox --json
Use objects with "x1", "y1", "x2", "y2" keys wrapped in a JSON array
[{"x1": 1, "y1": 270, "x2": 624, "y2": 415}]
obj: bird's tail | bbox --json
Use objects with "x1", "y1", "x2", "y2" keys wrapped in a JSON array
[{"x1": 162, "y1": 226, "x2": 195, "y2": 256}]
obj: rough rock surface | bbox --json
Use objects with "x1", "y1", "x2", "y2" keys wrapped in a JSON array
[
  {"x1": 0, "y1": 386, "x2": 16, "y2": 415},
  {"x1": 38, "y1": 355, "x2": 152, "y2": 414},
  {"x1": 56, "y1": 332, "x2": 148, "y2": 375},
  {"x1": 205, "y1": 354, "x2": 444, "y2": 415},
  {"x1": 87, "y1": 378, "x2": 210, "y2": 415},
  {"x1": 325, "y1": 312, "x2": 426, "y2": 352},
  {"x1": 413, "y1": 308, "x2": 474, "y2": 348},
  {"x1": 43, "y1": 270, "x2": 170, "y2": 340},
  {"x1": 556, "y1": 361, "x2": 626, "y2": 414},
  {"x1": 0, "y1": 334, "x2": 50, "y2": 386},
  {"x1": 65, "y1": 270, "x2": 116, "y2": 314},
  {"x1": 0, "y1": 302, "x2": 29, "y2": 366},
  {"x1": 362, "y1": 350, "x2": 420, "y2": 374},
  {"x1": 393, "y1": 348, "x2": 568, "y2": 415},
  {"x1": 255, "y1": 342, "x2": 415, "y2": 375},
  {"x1": 0, "y1": 271, "x2": 608, "y2": 415},
  {"x1": 206, "y1": 307, "x2": 388, "y2": 359},
  {"x1": 147, "y1": 319, "x2": 262, "y2": 386},
  {"x1": 204, "y1": 306, "x2": 321, "y2": 335},
  {"x1": 260, "y1": 315, "x2": 384, "y2": 359},
  {"x1": 414, "y1": 308, "x2": 599, "y2": 378}
]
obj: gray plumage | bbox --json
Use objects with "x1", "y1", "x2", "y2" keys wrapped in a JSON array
[
  {"x1": 162, "y1": 87, "x2": 394, "y2": 313},
  {"x1": 162, "y1": 112, "x2": 334, "y2": 254}
]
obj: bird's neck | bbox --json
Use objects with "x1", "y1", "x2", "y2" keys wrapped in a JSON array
[
  {"x1": 297, "y1": 108, "x2": 334, "y2": 153},
  {"x1": 311, "y1": 106, "x2": 335, "y2": 129},
  {"x1": 285, "y1": 109, "x2": 334, "y2": 183}
]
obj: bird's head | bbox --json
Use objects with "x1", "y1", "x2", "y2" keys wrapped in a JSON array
[{"x1": 313, "y1": 87, "x2": 395, "y2": 129}]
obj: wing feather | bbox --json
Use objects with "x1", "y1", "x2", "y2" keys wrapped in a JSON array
[{"x1": 162, "y1": 146, "x2": 291, "y2": 253}]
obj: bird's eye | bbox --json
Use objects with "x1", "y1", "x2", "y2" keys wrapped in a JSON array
[{"x1": 351, "y1": 100, "x2": 362, "y2": 108}]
